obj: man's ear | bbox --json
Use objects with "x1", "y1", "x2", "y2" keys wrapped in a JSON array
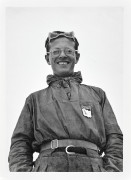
[
  {"x1": 45, "y1": 54, "x2": 51, "y2": 65},
  {"x1": 75, "y1": 52, "x2": 80, "y2": 64}
]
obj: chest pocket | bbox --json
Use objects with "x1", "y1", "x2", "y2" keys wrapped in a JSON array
[
  {"x1": 80, "y1": 101, "x2": 102, "y2": 118},
  {"x1": 80, "y1": 101, "x2": 104, "y2": 134}
]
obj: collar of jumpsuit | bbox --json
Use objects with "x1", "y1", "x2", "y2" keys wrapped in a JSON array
[
  {"x1": 46, "y1": 71, "x2": 83, "y2": 87},
  {"x1": 46, "y1": 71, "x2": 83, "y2": 100}
]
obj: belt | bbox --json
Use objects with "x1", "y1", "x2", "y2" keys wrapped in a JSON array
[
  {"x1": 40, "y1": 139, "x2": 100, "y2": 154},
  {"x1": 54, "y1": 146, "x2": 87, "y2": 155}
]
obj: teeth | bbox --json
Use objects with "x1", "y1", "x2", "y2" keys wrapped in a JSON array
[{"x1": 58, "y1": 62, "x2": 68, "y2": 65}]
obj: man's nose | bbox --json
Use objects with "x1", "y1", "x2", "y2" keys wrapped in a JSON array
[{"x1": 59, "y1": 50, "x2": 67, "y2": 57}]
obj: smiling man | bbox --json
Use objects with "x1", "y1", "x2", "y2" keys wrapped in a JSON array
[
  {"x1": 8, "y1": 31, "x2": 123, "y2": 172},
  {"x1": 45, "y1": 34, "x2": 79, "y2": 77}
]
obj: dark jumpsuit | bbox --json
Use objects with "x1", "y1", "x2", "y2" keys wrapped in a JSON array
[{"x1": 8, "y1": 72, "x2": 123, "y2": 172}]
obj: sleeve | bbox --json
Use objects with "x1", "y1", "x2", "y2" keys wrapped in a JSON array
[
  {"x1": 100, "y1": 90, "x2": 123, "y2": 172},
  {"x1": 8, "y1": 95, "x2": 34, "y2": 172}
]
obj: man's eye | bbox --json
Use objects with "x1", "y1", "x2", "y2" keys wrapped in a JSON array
[
  {"x1": 52, "y1": 50, "x2": 60, "y2": 55},
  {"x1": 66, "y1": 49, "x2": 73, "y2": 54}
]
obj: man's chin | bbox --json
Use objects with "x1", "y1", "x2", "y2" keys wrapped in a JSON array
[{"x1": 55, "y1": 71, "x2": 74, "y2": 77}]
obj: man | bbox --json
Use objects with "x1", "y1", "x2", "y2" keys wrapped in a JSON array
[{"x1": 8, "y1": 31, "x2": 123, "y2": 172}]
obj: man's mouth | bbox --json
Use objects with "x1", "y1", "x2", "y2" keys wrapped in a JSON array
[{"x1": 57, "y1": 61, "x2": 69, "y2": 65}]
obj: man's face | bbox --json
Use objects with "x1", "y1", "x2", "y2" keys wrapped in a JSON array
[{"x1": 46, "y1": 37, "x2": 79, "y2": 77}]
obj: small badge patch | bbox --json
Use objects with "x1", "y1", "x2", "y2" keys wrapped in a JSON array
[{"x1": 82, "y1": 106, "x2": 92, "y2": 118}]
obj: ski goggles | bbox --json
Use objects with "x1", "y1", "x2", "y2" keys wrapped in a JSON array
[
  {"x1": 45, "y1": 31, "x2": 78, "y2": 48},
  {"x1": 48, "y1": 31, "x2": 75, "y2": 41}
]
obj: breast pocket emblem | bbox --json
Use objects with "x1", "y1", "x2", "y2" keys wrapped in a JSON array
[{"x1": 81, "y1": 105, "x2": 92, "y2": 118}]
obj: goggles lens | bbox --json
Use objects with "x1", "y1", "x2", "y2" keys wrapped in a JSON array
[{"x1": 49, "y1": 31, "x2": 75, "y2": 41}]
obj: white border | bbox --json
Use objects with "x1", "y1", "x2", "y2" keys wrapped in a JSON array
[{"x1": 0, "y1": 0, "x2": 131, "y2": 179}]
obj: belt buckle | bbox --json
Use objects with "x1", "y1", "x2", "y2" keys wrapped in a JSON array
[
  {"x1": 51, "y1": 139, "x2": 58, "y2": 149},
  {"x1": 65, "y1": 145, "x2": 75, "y2": 155}
]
